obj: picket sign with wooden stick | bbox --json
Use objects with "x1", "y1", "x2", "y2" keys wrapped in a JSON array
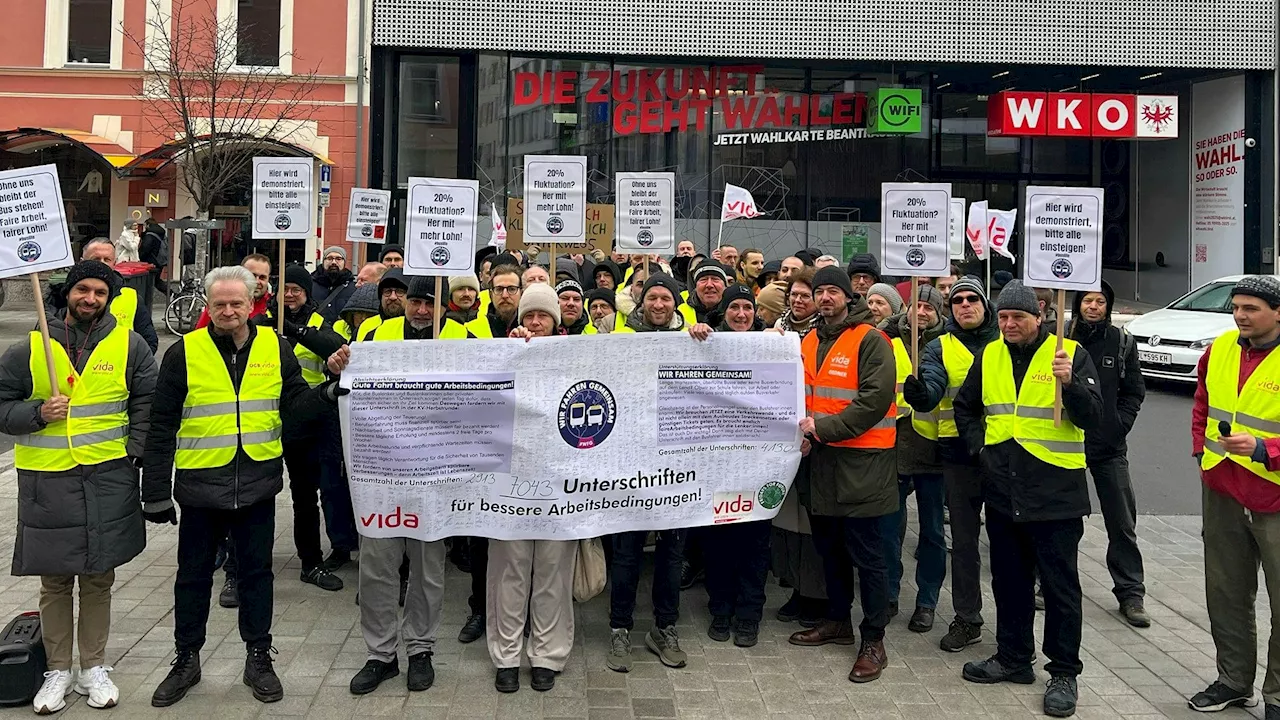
[
  {"x1": 549, "y1": 243, "x2": 557, "y2": 280},
  {"x1": 879, "y1": 182, "x2": 954, "y2": 381},
  {"x1": 0, "y1": 165, "x2": 77, "y2": 394},
  {"x1": 402, "y1": 176, "x2": 479, "y2": 321},
  {"x1": 1053, "y1": 289, "x2": 1067, "y2": 427},
  {"x1": 250, "y1": 157, "x2": 314, "y2": 336}
]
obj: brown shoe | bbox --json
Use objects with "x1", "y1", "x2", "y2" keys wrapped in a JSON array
[
  {"x1": 848, "y1": 639, "x2": 886, "y2": 683},
  {"x1": 788, "y1": 620, "x2": 856, "y2": 647}
]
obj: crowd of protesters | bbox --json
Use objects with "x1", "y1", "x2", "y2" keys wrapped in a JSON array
[{"x1": 3, "y1": 235, "x2": 1280, "y2": 720}]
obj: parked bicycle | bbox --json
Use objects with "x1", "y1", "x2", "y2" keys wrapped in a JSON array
[{"x1": 165, "y1": 275, "x2": 205, "y2": 336}]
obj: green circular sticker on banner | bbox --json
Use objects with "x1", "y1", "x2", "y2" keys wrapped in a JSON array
[{"x1": 757, "y1": 481, "x2": 786, "y2": 510}]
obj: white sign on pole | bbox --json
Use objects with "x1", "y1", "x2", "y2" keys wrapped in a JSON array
[
  {"x1": 948, "y1": 198, "x2": 966, "y2": 260},
  {"x1": 523, "y1": 155, "x2": 587, "y2": 244},
  {"x1": 0, "y1": 164, "x2": 74, "y2": 279},
  {"x1": 1022, "y1": 185, "x2": 1104, "y2": 292},
  {"x1": 252, "y1": 157, "x2": 313, "y2": 239},
  {"x1": 403, "y1": 177, "x2": 478, "y2": 277},
  {"x1": 615, "y1": 172, "x2": 675, "y2": 252},
  {"x1": 346, "y1": 188, "x2": 391, "y2": 243},
  {"x1": 879, "y1": 182, "x2": 953, "y2": 277}
]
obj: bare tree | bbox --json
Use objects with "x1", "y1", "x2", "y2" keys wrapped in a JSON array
[{"x1": 123, "y1": 0, "x2": 320, "y2": 217}]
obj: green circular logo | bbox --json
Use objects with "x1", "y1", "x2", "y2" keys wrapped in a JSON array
[
  {"x1": 878, "y1": 92, "x2": 916, "y2": 128},
  {"x1": 757, "y1": 481, "x2": 786, "y2": 510}
]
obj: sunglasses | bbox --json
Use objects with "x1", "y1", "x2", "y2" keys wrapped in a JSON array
[{"x1": 951, "y1": 295, "x2": 981, "y2": 306}]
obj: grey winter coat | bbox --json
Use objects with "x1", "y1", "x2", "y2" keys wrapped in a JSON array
[{"x1": 0, "y1": 313, "x2": 157, "y2": 576}]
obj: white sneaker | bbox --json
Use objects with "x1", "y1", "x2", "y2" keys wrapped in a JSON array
[
  {"x1": 32, "y1": 669, "x2": 73, "y2": 714},
  {"x1": 74, "y1": 665, "x2": 119, "y2": 709}
]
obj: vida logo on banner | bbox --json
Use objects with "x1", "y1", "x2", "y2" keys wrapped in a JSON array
[
  {"x1": 489, "y1": 204, "x2": 507, "y2": 250},
  {"x1": 965, "y1": 201, "x2": 988, "y2": 261},
  {"x1": 987, "y1": 209, "x2": 1017, "y2": 260},
  {"x1": 721, "y1": 183, "x2": 764, "y2": 221}
]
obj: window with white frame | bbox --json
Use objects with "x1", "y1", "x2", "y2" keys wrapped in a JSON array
[
  {"x1": 67, "y1": 0, "x2": 112, "y2": 64},
  {"x1": 236, "y1": 0, "x2": 282, "y2": 67}
]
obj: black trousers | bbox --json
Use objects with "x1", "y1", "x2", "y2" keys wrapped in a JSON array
[
  {"x1": 1089, "y1": 456, "x2": 1145, "y2": 603},
  {"x1": 175, "y1": 500, "x2": 275, "y2": 652},
  {"x1": 610, "y1": 530, "x2": 685, "y2": 630},
  {"x1": 704, "y1": 520, "x2": 772, "y2": 624},
  {"x1": 944, "y1": 463, "x2": 985, "y2": 625},
  {"x1": 284, "y1": 440, "x2": 326, "y2": 570},
  {"x1": 810, "y1": 514, "x2": 890, "y2": 642},
  {"x1": 986, "y1": 509, "x2": 1084, "y2": 677},
  {"x1": 467, "y1": 537, "x2": 489, "y2": 617}
]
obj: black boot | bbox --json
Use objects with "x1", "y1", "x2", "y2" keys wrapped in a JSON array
[
  {"x1": 151, "y1": 650, "x2": 201, "y2": 707},
  {"x1": 407, "y1": 652, "x2": 435, "y2": 691},
  {"x1": 244, "y1": 647, "x2": 283, "y2": 703},
  {"x1": 349, "y1": 659, "x2": 398, "y2": 695},
  {"x1": 458, "y1": 614, "x2": 485, "y2": 644}
]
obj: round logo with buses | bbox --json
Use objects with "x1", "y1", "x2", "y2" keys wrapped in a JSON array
[{"x1": 558, "y1": 380, "x2": 616, "y2": 449}]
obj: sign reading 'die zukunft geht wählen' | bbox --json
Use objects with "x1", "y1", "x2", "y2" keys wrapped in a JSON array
[
  {"x1": 1022, "y1": 185, "x2": 1104, "y2": 293},
  {"x1": 403, "y1": 177, "x2": 477, "y2": 277},
  {"x1": 523, "y1": 155, "x2": 587, "y2": 245},
  {"x1": 615, "y1": 172, "x2": 675, "y2": 253},
  {"x1": 880, "y1": 182, "x2": 953, "y2": 278},
  {"x1": 0, "y1": 164, "x2": 74, "y2": 280},
  {"x1": 338, "y1": 332, "x2": 804, "y2": 541},
  {"x1": 252, "y1": 157, "x2": 312, "y2": 240},
  {"x1": 346, "y1": 188, "x2": 392, "y2": 244}
]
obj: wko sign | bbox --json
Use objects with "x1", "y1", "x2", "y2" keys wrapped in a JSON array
[{"x1": 987, "y1": 92, "x2": 1178, "y2": 139}]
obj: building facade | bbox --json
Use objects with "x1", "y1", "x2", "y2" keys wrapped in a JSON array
[
  {"x1": 369, "y1": 0, "x2": 1276, "y2": 305},
  {"x1": 1, "y1": 0, "x2": 370, "y2": 267}
]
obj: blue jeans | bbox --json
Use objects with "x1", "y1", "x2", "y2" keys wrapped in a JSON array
[{"x1": 883, "y1": 474, "x2": 947, "y2": 609}]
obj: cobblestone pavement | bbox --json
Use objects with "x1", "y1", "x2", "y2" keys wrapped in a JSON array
[{"x1": 0, "y1": 452, "x2": 1268, "y2": 719}]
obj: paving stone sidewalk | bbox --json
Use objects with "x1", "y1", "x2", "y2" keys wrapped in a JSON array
[{"x1": 0, "y1": 452, "x2": 1268, "y2": 719}]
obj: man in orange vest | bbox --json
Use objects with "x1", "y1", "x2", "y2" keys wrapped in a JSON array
[{"x1": 788, "y1": 266, "x2": 898, "y2": 684}]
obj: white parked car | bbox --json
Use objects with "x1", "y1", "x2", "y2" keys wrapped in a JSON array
[{"x1": 1125, "y1": 275, "x2": 1272, "y2": 383}]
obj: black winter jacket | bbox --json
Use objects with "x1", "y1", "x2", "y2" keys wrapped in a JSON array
[
  {"x1": 953, "y1": 326, "x2": 1104, "y2": 522},
  {"x1": 911, "y1": 310, "x2": 1000, "y2": 465},
  {"x1": 142, "y1": 326, "x2": 330, "y2": 511},
  {"x1": 1068, "y1": 281, "x2": 1145, "y2": 463},
  {"x1": 311, "y1": 268, "x2": 356, "y2": 323}
]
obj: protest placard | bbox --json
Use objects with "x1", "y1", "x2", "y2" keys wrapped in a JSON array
[
  {"x1": 615, "y1": 172, "x2": 675, "y2": 253},
  {"x1": 523, "y1": 155, "x2": 587, "y2": 245},
  {"x1": 346, "y1": 188, "x2": 391, "y2": 244},
  {"x1": 403, "y1": 177, "x2": 478, "y2": 278},
  {"x1": 949, "y1": 198, "x2": 966, "y2": 260},
  {"x1": 1022, "y1": 185, "x2": 1104, "y2": 293},
  {"x1": 880, "y1": 182, "x2": 952, "y2": 277},
  {"x1": 503, "y1": 197, "x2": 613, "y2": 254},
  {"x1": 252, "y1": 156, "x2": 313, "y2": 332}
]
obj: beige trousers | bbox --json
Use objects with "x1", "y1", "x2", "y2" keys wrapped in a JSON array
[
  {"x1": 40, "y1": 571, "x2": 115, "y2": 671},
  {"x1": 486, "y1": 539, "x2": 576, "y2": 671}
]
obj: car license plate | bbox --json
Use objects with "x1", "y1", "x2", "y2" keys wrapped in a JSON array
[{"x1": 1139, "y1": 350, "x2": 1173, "y2": 364}]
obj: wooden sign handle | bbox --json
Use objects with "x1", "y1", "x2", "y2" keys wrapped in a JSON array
[
  {"x1": 277, "y1": 239, "x2": 286, "y2": 334},
  {"x1": 909, "y1": 279, "x2": 920, "y2": 376},
  {"x1": 30, "y1": 273, "x2": 59, "y2": 397},
  {"x1": 1053, "y1": 288, "x2": 1065, "y2": 427},
  {"x1": 549, "y1": 243, "x2": 557, "y2": 279},
  {"x1": 433, "y1": 276, "x2": 443, "y2": 338}
]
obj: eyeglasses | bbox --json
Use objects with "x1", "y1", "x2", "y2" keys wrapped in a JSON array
[
  {"x1": 951, "y1": 295, "x2": 981, "y2": 306},
  {"x1": 493, "y1": 285, "x2": 521, "y2": 296},
  {"x1": 324, "y1": 255, "x2": 344, "y2": 262},
  {"x1": 282, "y1": 286, "x2": 306, "y2": 296},
  {"x1": 788, "y1": 292, "x2": 813, "y2": 301}
]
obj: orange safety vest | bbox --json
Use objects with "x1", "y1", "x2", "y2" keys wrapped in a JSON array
[{"x1": 801, "y1": 324, "x2": 897, "y2": 449}]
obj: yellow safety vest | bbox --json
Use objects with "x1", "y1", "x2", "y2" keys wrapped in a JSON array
[
  {"x1": 372, "y1": 316, "x2": 482, "y2": 340},
  {"x1": 333, "y1": 318, "x2": 353, "y2": 341},
  {"x1": 1201, "y1": 329, "x2": 1280, "y2": 485},
  {"x1": 937, "y1": 334, "x2": 975, "y2": 438},
  {"x1": 356, "y1": 315, "x2": 384, "y2": 342},
  {"x1": 16, "y1": 327, "x2": 131, "y2": 471},
  {"x1": 175, "y1": 326, "x2": 283, "y2": 469},
  {"x1": 293, "y1": 313, "x2": 327, "y2": 387},
  {"x1": 981, "y1": 335, "x2": 1085, "y2": 469},
  {"x1": 678, "y1": 303, "x2": 697, "y2": 326},
  {"x1": 891, "y1": 337, "x2": 939, "y2": 441},
  {"x1": 475, "y1": 289, "x2": 491, "y2": 318},
  {"x1": 109, "y1": 287, "x2": 138, "y2": 331}
]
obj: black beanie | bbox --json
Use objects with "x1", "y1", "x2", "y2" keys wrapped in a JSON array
[
  {"x1": 407, "y1": 275, "x2": 439, "y2": 301},
  {"x1": 846, "y1": 253, "x2": 881, "y2": 282},
  {"x1": 640, "y1": 273, "x2": 682, "y2": 303},
  {"x1": 490, "y1": 252, "x2": 522, "y2": 270},
  {"x1": 284, "y1": 264, "x2": 313, "y2": 299},
  {"x1": 377, "y1": 267, "x2": 408, "y2": 295},
  {"x1": 379, "y1": 244, "x2": 404, "y2": 262},
  {"x1": 585, "y1": 287, "x2": 616, "y2": 311},
  {"x1": 555, "y1": 279, "x2": 584, "y2": 298},
  {"x1": 63, "y1": 260, "x2": 119, "y2": 302},
  {"x1": 719, "y1": 284, "x2": 756, "y2": 313},
  {"x1": 812, "y1": 266, "x2": 855, "y2": 300}
]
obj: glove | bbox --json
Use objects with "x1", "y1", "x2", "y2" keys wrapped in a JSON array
[
  {"x1": 282, "y1": 318, "x2": 303, "y2": 338},
  {"x1": 901, "y1": 375, "x2": 929, "y2": 410},
  {"x1": 324, "y1": 382, "x2": 351, "y2": 403},
  {"x1": 143, "y1": 507, "x2": 178, "y2": 526}
]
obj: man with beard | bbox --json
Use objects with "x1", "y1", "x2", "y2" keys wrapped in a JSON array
[
  {"x1": 484, "y1": 264, "x2": 523, "y2": 338},
  {"x1": 74, "y1": 238, "x2": 159, "y2": 353},
  {"x1": 789, "y1": 267, "x2": 897, "y2": 685},
  {"x1": 275, "y1": 265, "x2": 355, "y2": 588},
  {"x1": 357, "y1": 269, "x2": 409, "y2": 341},
  {"x1": 1, "y1": 261, "x2": 157, "y2": 713},
  {"x1": 779, "y1": 256, "x2": 804, "y2": 284},
  {"x1": 680, "y1": 261, "x2": 729, "y2": 326},
  {"x1": 676, "y1": 240, "x2": 696, "y2": 257},
  {"x1": 556, "y1": 279, "x2": 591, "y2": 335},
  {"x1": 311, "y1": 246, "x2": 356, "y2": 322}
]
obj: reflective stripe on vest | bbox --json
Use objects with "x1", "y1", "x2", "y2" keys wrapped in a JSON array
[
  {"x1": 15, "y1": 327, "x2": 131, "y2": 471},
  {"x1": 109, "y1": 287, "x2": 138, "y2": 331},
  {"x1": 176, "y1": 326, "x2": 283, "y2": 469},
  {"x1": 293, "y1": 312, "x2": 327, "y2": 387},
  {"x1": 801, "y1": 324, "x2": 897, "y2": 449},
  {"x1": 937, "y1": 333, "x2": 974, "y2": 438},
  {"x1": 1201, "y1": 329, "x2": 1280, "y2": 485},
  {"x1": 981, "y1": 335, "x2": 1085, "y2": 469},
  {"x1": 891, "y1": 337, "x2": 939, "y2": 441}
]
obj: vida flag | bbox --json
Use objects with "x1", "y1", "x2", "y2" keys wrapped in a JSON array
[
  {"x1": 721, "y1": 184, "x2": 764, "y2": 222},
  {"x1": 965, "y1": 200, "x2": 988, "y2": 260},
  {"x1": 489, "y1": 204, "x2": 507, "y2": 249},
  {"x1": 987, "y1": 209, "x2": 1017, "y2": 260}
]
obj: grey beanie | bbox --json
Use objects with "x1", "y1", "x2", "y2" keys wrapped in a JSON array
[
  {"x1": 867, "y1": 283, "x2": 904, "y2": 314},
  {"x1": 1232, "y1": 275, "x2": 1280, "y2": 309},
  {"x1": 323, "y1": 245, "x2": 347, "y2": 262},
  {"x1": 917, "y1": 284, "x2": 946, "y2": 319},
  {"x1": 996, "y1": 279, "x2": 1040, "y2": 316},
  {"x1": 338, "y1": 283, "x2": 380, "y2": 321}
]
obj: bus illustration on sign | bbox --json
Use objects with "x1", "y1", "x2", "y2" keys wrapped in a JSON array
[{"x1": 569, "y1": 402, "x2": 586, "y2": 427}]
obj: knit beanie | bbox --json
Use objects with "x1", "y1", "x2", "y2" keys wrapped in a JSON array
[
  {"x1": 641, "y1": 273, "x2": 683, "y2": 304},
  {"x1": 996, "y1": 279, "x2": 1040, "y2": 316},
  {"x1": 756, "y1": 283, "x2": 786, "y2": 316},
  {"x1": 379, "y1": 244, "x2": 404, "y2": 262},
  {"x1": 1232, "y1": 275, "x2": 1280, "y2": 309},
  {"x1": 517, "y1": 283, "x2": 560, "y2": 325},
  {"x1": 407, "y1": 275, "x2": 439, "y2": 301},
  {"x1": 339, "y1": 284, "x2": 380, "y2": 320},
  {"x1": 949, "y1": 275, "x2": 988, "y2": 304},
  {"x1": 846, "y1": 253, "x2": 881, "y2": 282},
  {"x1": 867, "y1": 282, "x2": 904, "y2": 314},
  {"x1": 377, "y1": 267, "x2": 408, "y2": 294},
  {"x1": 490, "y1": 252, "x2": 522, "y2": 270},
  {"x1": 917, "y1": 284, "x2": 946, "y2": 321},
  {"x1": 284, "y1": 264, "x2": 313, "y2": 299},
  {"x1": 555, "y1": 279, "x2": 584, "y2": 298},
  {"x1": 323, "y1": 245, "x2": 347, "y2": 263},
  {"x1": 991, "y1": 270, "x2": 1014, "y2": 296},
  {"x1": 691, "y1": 261, "x2": 729, "y2": 286},
  {"x1": 755, "y1": 260, "x2": 782, "y2": 288},
  {"x1": 793, "y1": 249, "x2": 817, "y2": 267},
  {"x1": 719, "y1": 284, "x2": 756, "y2": 313},
  {"x1": 585, "y1": 287, "x2": 616, "y2": 311},
  {"x1": 63, "y1": 260, "x2": 119, "y2": 302},
  {"x1": 812, "y1": 266, "x2": 854, "y2": 300},
  {"x1": 449, "y1": 274, "x2": 481, "y2": 295}
]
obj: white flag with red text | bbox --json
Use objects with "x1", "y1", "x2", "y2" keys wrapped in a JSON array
[
  {"x1": 489, "y1": 204, "x2": 507, "y2": 249},
  {"x1": 987, "y1": 208, "x2": 1017, "y2": 260},
  {"x1": 966, "y1": 200, "x2": 988, "y2": 260},
  {"x1": 721, "y1": 183, "x2": 764, "y2": 222}
]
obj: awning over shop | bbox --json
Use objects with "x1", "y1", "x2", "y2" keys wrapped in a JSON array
[
  {"x1": 118, "y1": 134, "x2": 333, "y2": 178},
  {"x1": 0, "y1": 127, "x2": 135, "y2": 168}
]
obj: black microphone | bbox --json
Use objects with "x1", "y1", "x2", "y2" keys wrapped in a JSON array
[{"x1": 1219, "y1": 420, "x2": 1232, "y2": 437}]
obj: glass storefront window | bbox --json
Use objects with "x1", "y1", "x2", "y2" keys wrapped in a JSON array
[{"x1": 396, "y1": 57, "x2": 460, "y2": 186}]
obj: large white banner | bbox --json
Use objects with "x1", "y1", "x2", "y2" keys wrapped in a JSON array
[{"x1": 339, "y1": 332, "x2": 804, "y2": 541}]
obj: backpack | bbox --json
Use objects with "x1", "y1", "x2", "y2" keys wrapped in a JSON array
[
  {"x1": 1116, "y1": 326, "x2": 1134, "y2": 379},
  {"x1": 151, "y1": 231, "x2": 170, "y2": 269}
]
